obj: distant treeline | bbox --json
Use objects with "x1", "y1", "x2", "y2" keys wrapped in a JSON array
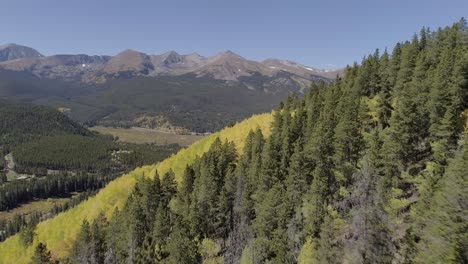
[
  {"x1": 1, "y1": 172, "x2": 116, "y2": 212},
  {"x1": 11, "y1": 134, "x2": 178, "y2": 174},
  {"x1": 0, "y1": 190, "x2": 99, "y2": 242}
]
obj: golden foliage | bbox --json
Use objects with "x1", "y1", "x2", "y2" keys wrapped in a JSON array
[{"x1": 0, "y1": 113, "x2": 273, "y2": 264}]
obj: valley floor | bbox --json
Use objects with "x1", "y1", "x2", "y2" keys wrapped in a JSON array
[{"x1": 90, "y1": 126, "x2": 206, "y2": 146}]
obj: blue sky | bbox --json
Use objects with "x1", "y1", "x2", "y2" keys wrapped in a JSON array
[{"x1": 1, "y1": 0, "x2": 466, "y2": 69}]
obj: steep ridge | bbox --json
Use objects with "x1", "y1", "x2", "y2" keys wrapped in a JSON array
[{"x1": 0, "y1": 113, "x2": 273, "y2": 263}]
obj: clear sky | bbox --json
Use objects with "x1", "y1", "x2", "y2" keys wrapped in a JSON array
[{"x1": 1, "y1": 0, "x2": 466, "y2": 69}]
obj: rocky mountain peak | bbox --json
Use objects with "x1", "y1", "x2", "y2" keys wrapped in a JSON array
[
  {"x1": 0, "y1": 43, "x2": 43, "y2": 62},
  {"x1": 162, "y1": 51, "x2": 183, "y2": 65}
]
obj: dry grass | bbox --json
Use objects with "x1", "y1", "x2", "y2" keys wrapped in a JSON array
[
  {"x1": 90, "y1": 126, "x2": 205, "y2": 146},
  {"x1": 0, "y1": 196, "x2": 76, "y2": 222}
]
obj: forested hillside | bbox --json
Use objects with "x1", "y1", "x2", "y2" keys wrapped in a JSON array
[
  {"x1": 0, "y1": 113, "x2": 272, "y2": 263},
  {"x1": 0, "y1": 99, "x2": 92, "y2": 144},
  {"x1": 0, "y1": 101, "x2": 179, "y2": 243},
  {"x1": 0, "y1": 20, "x2": 466, "y2": 263},
  {"x1": 0, "y1": 70, "x2": 308, "y2": 133}
]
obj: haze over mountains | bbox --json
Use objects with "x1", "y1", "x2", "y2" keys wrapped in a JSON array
[{"x1": 0, "y1": 43, "x2": 342, "y2": 132}]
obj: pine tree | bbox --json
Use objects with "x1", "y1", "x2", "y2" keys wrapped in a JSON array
[
  {"x1": 165, "y1": 219, "x2": 200, "y2": 264},
  {"x1": 179, "y1": 166, "x2": 195, "y2": 219},
  {"x1": 19, "y1": 219, "x2": 36, "y2": 246},
  {"x1": 431, "y1": 36, "x2": 468, "y2": 163},
  {"x1": 105, "y1": 208, "x2": 129, "y2": 263},
  {"x1": 129, "y1": 186, "x2": 147, "y2": 259},
  {"x1": 91, "y1": 213, "x2": 108, "y2": 264},
  {"x1": 303, "y1": 85, "x2": 338, "y2": 238},
  {"x1": 236, "y1": 130, "x2": 257, "y2": 223},
  {"x1": 315, "y1": 211, "x2": 343, "y2": 264},
  {"x1": 305, "y1": 81, "x2": 324, "y2": 136},
  {"x1": 381, "y1": 49, "x2": 432, "y2": 181},
  {"x1": 394, "y1": 36, "x2": 419, "y2": 94},
  {"x1": 347, "y1": 157, "x2": 393, "y2": 264},
  {"x1": 153, "y1": 204, "x2": 170, "y2": 261},
  {"x1": 161, "y1": 170, "x2": 177, "y2": 206},
  {"x1": 217, "y1": 168, "x2": 236, "y2": 239},
  {"x1": 377, "y1": 49, "x2": 393, "y2": 128},
  {"x1": 333, "y1": 73, "x2": 363, "y2": 185},
  {"x1": 388, "y1": 42, "x2": 402, "y2": 87},
  {"x1": 253, "y1": 184, "x2": 288, "y2": 262},
  {"x1": 285, "y1": 140, "x2": 308, "y2": 212},
  {"x1": 69, "y1": 220, "x2": 92, "y2": 263},
  {"x1": 258, "y1": 108, "x2": 284, "y2": 193},
  {"x1": 429, "y1": 23, "x2": 459, "y2": 139},
  {"x1": 30, "y1": 242, "x2": 52, "y2": 264}
]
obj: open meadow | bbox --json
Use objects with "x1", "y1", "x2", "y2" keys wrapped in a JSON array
[{"x1": 90, "y1": 126, "x2": 205, "y2": 146}]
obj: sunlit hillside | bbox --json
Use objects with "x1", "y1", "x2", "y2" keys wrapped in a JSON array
[{"x1": 0, "y1": 113, "x2": 273, "y2": 263}]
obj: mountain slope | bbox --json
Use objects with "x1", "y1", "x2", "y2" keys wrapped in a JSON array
[
  {"x1": 0, "y1": 113, "x2": 273, "y2": 263},
  {"x1": 0, "y1": 71, "x2": 283, "y2": 132},
  {"x1": 0, "y1": 44, "x2": 43, "y2": 62},
  {"x1": 0, "y1": 99, "x2": 92, "y2": 144}
]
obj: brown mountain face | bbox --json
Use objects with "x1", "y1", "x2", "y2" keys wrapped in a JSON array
[
  {"x1": 0, "y1": 44, "x2": 342, "y2": 91},
  {"x1": 193, "y1": 51, "x2": 271, "y2": 80},
  {"x1": 103, "y1": 49, "x2": 153, "y2": 76},
  {"x1": 150, "y1": 51, "x2": 205, "y2": 74}
]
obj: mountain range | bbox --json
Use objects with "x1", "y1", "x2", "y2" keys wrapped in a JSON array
[
  {"x1": 0, "y1": 43, "x2": 340, "y2": 90},
  {"x1": 0, "y1": 43, "x2": 342, "y2": 132}
]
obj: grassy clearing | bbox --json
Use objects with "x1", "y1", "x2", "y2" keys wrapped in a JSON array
[
  {"x1": 90, "y1": 126, "x2": 205, "y2": 146},
  {"x1": 0, "y1": 195, "x2": 77, "y2": 222},
  {"x1": 0, "y1": 113, "x2": 273, "y2": 263}
]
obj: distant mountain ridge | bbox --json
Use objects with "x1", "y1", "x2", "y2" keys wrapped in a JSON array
[
  {"x1": 0, "y1": 44, "x2": 342, "y2": 89},
  {"x1": 0, "y1": 43, "x2": 343, "y2": 132}
]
